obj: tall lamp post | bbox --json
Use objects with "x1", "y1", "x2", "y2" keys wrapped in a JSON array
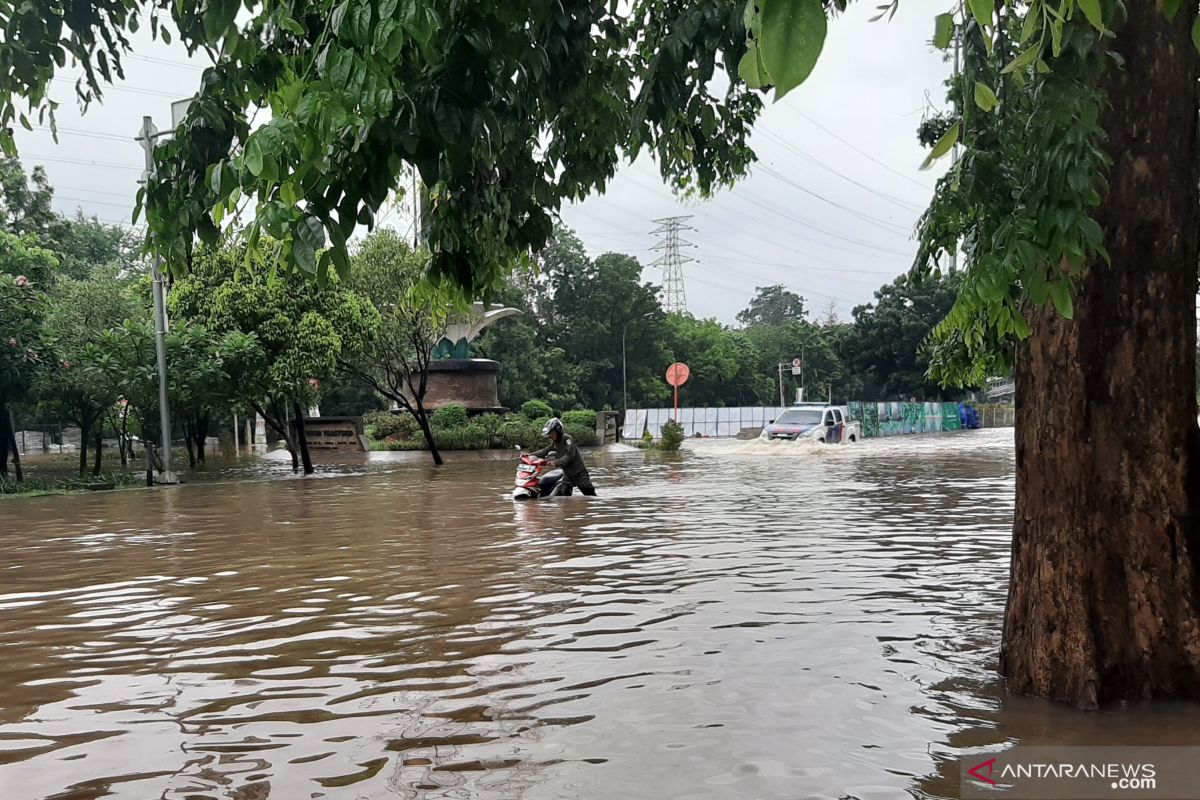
[
  {"x1": 622, "y1": 312, "x2": 654, "y2": 416},
  {"x1": 133, "y1": 99, "x2": 192, "y2": 484}
]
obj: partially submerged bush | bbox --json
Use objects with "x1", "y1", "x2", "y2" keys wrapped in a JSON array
[{"x1": 657, "y1": 420, "x2": 684, "y2": 452}]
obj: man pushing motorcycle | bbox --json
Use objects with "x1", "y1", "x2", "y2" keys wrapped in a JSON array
[{"x1": 528, "y1": 418, "x2": 596, "y2": 496}]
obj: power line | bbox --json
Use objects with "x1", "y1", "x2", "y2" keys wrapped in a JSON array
[
  {"x1": 755, "y1": 163, "x2": 915, "y2": 235},
  {"x1": 787, "y1": 107, "x2": 935, "y2": 191},
  {"x1": 615, "y1": 168, "x2": 915, "y2": 258},
  {"x1": 33, "y1": 125, "x2": 133, "y2": 144},
  {"x1": 56, "y1": 194, "x2": 135, "y2": 210},
  {"x1": 756, "y1": 128, "x2": 928, "y2": 213},
  {"x1": 19, "y1": 153, "x2": 140, "y2": 171},
  {"x1": 127, "y1": 53, "x2": 207, "y2": 70},
  {"x1": 52, "y1": 76, "x2": 183, "y2": 100}
]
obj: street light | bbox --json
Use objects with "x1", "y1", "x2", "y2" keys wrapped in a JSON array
[
  {"x1": 622, "y1": 312, "x2": 654, "y2": 417},
  {"x1": 134, "y1": 99, "x2": 192, "y2": 484}
]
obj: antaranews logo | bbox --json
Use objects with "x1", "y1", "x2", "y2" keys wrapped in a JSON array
[{"x1": 960, "y1": 747, "x2": 1198, "y2": 799}]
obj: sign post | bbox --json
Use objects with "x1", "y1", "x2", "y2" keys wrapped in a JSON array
[{"x1": 665, "y1": 363, "x2": 690, "y2": 422}]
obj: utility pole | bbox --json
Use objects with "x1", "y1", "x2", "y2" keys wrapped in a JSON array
[
  {"x1": 949, "y1": 6, "x2": 963, "y2": 275},
  {"x1": 650, "y1": 216, "x2": 693, "y2": 314},
  {"x1": 135, "y1": 115, "x2": 178, "y2": 484}
]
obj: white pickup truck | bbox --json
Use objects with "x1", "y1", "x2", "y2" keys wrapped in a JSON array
[{"x1": 758, "y1": 404, "x2": 861, "y2": 444}]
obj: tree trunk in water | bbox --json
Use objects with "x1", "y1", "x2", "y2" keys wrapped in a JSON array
[
  {"x1": 91, "y1": 429, "x2": 103, "y2": 476},
  {"x1": 0, "y1": 403, "x2": 11, "y2": 479},
  {"x1": 195, "y1": 413, "x2": 208, "y2": 464},
  {"x1": 183, "y1": 420, "x2": 196, "y2": 468},
  {"x1": 292, "y1": 400, "x2": 314, "y2": 475},
  {"x1": 414, "y1": 401, "x2": 443, "y2": 466},
  {"x1": 999, "y1": 7, "x2": 1200, "y2": 708},
  {"x1": 78, "y1": 421, "x2": 90, "y2": 476}
]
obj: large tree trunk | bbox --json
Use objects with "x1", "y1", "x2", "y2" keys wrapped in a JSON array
[
  {"x1": 999, "y1": 6, "x2": 1200, "y2": 708},
  {"x1": 292, "y1": 400, "x2": 315, "y2": 475}
]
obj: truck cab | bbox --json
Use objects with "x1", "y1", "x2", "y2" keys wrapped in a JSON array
[{"x1": 759, "y1": 404, "x2": 860, "y2": 444}]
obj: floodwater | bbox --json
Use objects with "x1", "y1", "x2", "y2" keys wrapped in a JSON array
[{"x1": 2, "y1": 430, "x2": 1199, "y2": 800}]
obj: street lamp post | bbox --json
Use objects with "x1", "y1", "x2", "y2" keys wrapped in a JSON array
[
  {"x1": 135, "y1": 115, "x2": 177, "y2": 484},
  {"x1": 134, "y1": 99, "x2": 192, "y2": 484}
]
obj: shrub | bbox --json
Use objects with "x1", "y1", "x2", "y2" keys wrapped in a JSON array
[
  {"x1": 363, "y1": 410, "x2": 417, "y2": 440},
  {"x1": 475, "y1": 413, "x2": 503, "y2": 436},
  {"x1": 435, "y1": 423, "x2": 488, "y2": 451},
  {"x1": 431, "y1": 404, "x2": 469, "y2": 429},
  {"x1": 565, "y1": 424, "x2": 598, "y2": 447},
  {"x1": 499, "y1": 418, "x2": 544, "y2": 450},
  {"x1": 522, "y1": 399, "x2": 553, "y2": 420},
  {"x1": 562, "y1": 409, "x2": 597, "y2": 428},
  {"x1": 657, "y1": 420, "x2": 685, "y2": 452}
]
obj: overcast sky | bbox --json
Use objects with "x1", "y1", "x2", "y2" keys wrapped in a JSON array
[{"x1": 14, "y1": 3, "x2": 951, "y2": 325}]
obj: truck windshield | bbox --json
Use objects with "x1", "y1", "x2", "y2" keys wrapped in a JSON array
[{"x1": 774, "y1": 409, "x2": 823, "y2": 426}]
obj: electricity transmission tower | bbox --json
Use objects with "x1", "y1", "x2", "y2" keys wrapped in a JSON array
[{"x1": 650, "y1": 216, "x2": 694, "y2": 314}]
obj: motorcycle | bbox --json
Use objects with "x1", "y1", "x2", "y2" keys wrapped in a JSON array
[{"x1": 511, "y1": 452, "x2": 566, "y2": 500}]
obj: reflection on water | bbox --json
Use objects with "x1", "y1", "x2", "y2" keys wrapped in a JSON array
[{"x1": 2, "y1": 430, "x2": 1198, "y2": 800}]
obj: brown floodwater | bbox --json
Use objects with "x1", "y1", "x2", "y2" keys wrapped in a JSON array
[{"x1": 2, "y1": 430, "x2": 1199, "y2": 800}]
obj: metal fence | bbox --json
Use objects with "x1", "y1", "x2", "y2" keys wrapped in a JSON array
[{"x1": 624, "y1": 401, "x2": 1013, "y2": 440}]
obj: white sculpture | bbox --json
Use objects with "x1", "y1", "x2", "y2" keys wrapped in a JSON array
[{"x1": 434, "y1": 302, "x2": 520, "y2": 359}]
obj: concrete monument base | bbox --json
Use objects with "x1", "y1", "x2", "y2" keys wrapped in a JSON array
[{"x1": 419, "y1": 359, "x2": 506, "y2": 413}]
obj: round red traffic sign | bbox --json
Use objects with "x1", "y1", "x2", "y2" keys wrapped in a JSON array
[{"x1": 666, "y1": 362, "x2": 690, "y2": 387}]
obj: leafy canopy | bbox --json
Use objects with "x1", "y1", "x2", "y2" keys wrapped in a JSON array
[{"x1": 0, "y1": 1, "x2": 763, "y2": 295}]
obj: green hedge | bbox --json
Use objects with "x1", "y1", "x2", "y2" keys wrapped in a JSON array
[
  {"x1": 368, "y1": 410, "x2": 598, "y2": 451},
  {"x1": 521, "y1": 399, "x2": 553, "y2": 419},
  {"x1": 562, "y1": 409, "x2": 597, "y2": 428}
]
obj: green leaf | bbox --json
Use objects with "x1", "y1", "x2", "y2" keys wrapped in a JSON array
[
  {"x1": 1002, "y1": 45, "x2": 1040, "y2": 74},
  {"x1": 279, "y1": 16, "x2": 305, "y2": 35},
  {"x1": 738, "y1": 41, "x2": 767, "y2": 89},
  {"x1": 920, "y1": 122, "x2": 959, "y2": 170},
  {"x1": 244, "y1": 136, "x2": 264, "y2": 176},
  {"x1": 1077, "y1": 0, "x2": 1103, "y2": 31},
  {"x1": 973, "y1": 81, "x2": 999, "y2": 112},
  {"x1": 757, "y1": 0, "x2": 827, "y2": 101},
  {"x1": 1013, "y1": 311, "x2": 1031, "y2": 339},
  {"x1": 294, "y1": 238, "x2": 317, "y2": 274},
  {"x1": 933, "y1": 12, "x2": 954, "y2": 50},
  {"x1": 1163, "y1": 0, "x2": 1184, "y2": 22},
  {"x1": 967, "y1": 0, "x2": 992, "y2": 29},
  {"x1": 204, "y1": 0, "x2": 241, "y2": 41},
  {"x1": 1049, "y1": 281, "x2": 1074, "y2": 319},
  {"x1": 296, "y1": 214, "x2": 326, "y2": 253},
  {"x1": 1193, "y1": 15, "x2": 1200, "y2": 55},
  {"x1": 1020, "y1": 3, "x2": 1041, "y2": 44}
]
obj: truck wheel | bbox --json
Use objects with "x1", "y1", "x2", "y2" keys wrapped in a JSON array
[{"x1": 849, "y1": 434, "x2": 857, "y2": 443}]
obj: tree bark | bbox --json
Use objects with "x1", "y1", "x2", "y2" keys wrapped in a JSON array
[
  {"x1": 91, "y1": 429, "x2": 103, "y2": 476},
  {"x1": 999, "y1": 6, "x2": 1200, "y2": 708},
  {"x1": 0, "y1": 403, "x2": 12, "y2": 480},
  {"x1": 413, "y1": 398, "x2": 443, "y2": 466},
  {"x1": 78, "y1": 419, "x2": 90, "y2": 477},
  {"x1": 292, "y1": 400, "x2": 314, "y2": 475},
  {"x1": 183, "y1": 420, "x2": 196, "y2": 468},
  {"x1": 194, "y1": 413, "x2": 208, "y2": 464}
]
